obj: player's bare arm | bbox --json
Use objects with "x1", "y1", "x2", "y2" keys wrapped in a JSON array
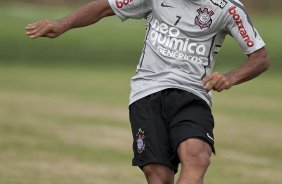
[
  {"x1": 202, "y1": 47, "x2": 270, "y2": 92},
  {"x1": 25, "y1": 0, "x2": 114, "y2": 39}
]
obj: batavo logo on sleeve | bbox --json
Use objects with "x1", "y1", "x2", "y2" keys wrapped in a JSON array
[
  {"x1": 210, "y1": 0, "x2": 227, "y2": 9},
  {"x1": 115, "y1": 0, "x2": 133, "y2": 8}
]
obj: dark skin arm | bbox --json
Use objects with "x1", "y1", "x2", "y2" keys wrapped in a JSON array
[
  {"x1": 25, "y1": 0, "x2": 115, "y2": 39},
  {"x1": 202, "y1": 47, "x2": 270, "y2": 92}
]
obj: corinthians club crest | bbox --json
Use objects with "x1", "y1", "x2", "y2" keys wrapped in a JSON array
[
  {"x1": 195, "y1": 8, "x2": 214, "y2": 29},
  {"x1": 136, "y1": 128, "x2": 145, "y2": 154}
]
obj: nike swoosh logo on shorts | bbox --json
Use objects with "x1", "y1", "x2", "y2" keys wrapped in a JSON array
[
  {"x1": 161, "y1": 2, "x2": 174, "y2": 8},
  {"x1": 207, "y1": 133, "x2": 214, "y2": 142}
]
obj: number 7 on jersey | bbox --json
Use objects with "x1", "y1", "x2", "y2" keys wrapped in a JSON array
[{"x1": 174, "y1": 16, "x2": 182, "y2": 26}]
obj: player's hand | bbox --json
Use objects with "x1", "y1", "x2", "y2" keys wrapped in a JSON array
[
  {"x1": 25, "y1": 20, "x2": 69, "y2": 39},
  {"x1": 202, "y1": 72, "x2": 235, "y2": 92}
]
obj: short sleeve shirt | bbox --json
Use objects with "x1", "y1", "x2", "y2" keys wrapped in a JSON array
[{"x1": 108, "y1": 0, "x2": 265, "y2": 106}]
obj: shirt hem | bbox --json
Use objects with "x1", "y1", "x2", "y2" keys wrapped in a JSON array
[{"x1": 129, "y1": 85, "x2": 212, "y2": 107}]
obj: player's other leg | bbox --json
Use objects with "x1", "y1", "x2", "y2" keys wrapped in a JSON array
[
  {"x1": 143, "y1": 164, "x2": 174, "y2": 184},
  {"x1": 163, "y1": 89, "x2": 214, "y2": 184},
  {"x1": 129, "y1": 90, "x2": 178, "y2": 184},
  {"x1": 176, "y1": 138, "x2": 212, "y2": 184}
]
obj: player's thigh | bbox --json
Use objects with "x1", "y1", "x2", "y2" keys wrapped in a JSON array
[{"x1": 167, "y1": 91, "x2": 215, "y2": 166}]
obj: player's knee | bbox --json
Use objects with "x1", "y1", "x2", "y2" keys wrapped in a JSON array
[
  {"x1": 143, "y1": 164, "x2": 174, "y2": 184},
  {"x1": 178, "y1": 139, "x2": 212, "y2": 167},
  {"x1": 183, "y1": 149, "x2": 211, "y2": 168},
  {"x1": 198, "y1": 152, "x2": 211, "y2": 168}
]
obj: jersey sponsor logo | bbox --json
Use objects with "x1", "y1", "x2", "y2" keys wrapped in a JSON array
[
  {"x1": 115, "y1": 0, "x2": 133, "y2": 8},
  {"x1": 210, "y1": 0, "x2": 227, "y2": 9},
  {"x1": 149, "y1": 19, "x2": 208, "y2": 65},
  {"x1": 136, "y1": 128, "x2": 145, "y2": 154},
  {"x1": 156, "y1": 46, "x2": 208, "y2": 66},
  {"x1": 228, "y1": 6, "x2": 254, "y2": 47},
  {"x1": 195, "y1": 8, "x2": 214, "y2": 29}
]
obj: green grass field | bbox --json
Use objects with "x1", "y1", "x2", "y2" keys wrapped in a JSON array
[{"x1": 0, "y1": 3, "x2": 281, "y2": 184}]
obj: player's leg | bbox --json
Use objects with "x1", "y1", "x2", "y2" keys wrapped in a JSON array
[
  {"x1": 164, "y1": 89, "x2": 215, "y2": 184},
  {"x1": 176, "y1": 138, "x2": 212, "y2": 184},
  {"x1": 129, "y1": 90, "x2": 179, "y2": 184},
  {"x1": 143, "y1": 164, "x2": 174, "y2": 184}
]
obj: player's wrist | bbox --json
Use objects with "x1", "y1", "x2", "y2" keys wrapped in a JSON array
[
  {"x1": 57, "y1": 18, "x2": 72, "y2": 32},
  {"x1": 224, "y1": 73, "x2": 236, "y2": 87}
]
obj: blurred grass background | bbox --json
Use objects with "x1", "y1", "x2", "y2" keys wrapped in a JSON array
[{"x1": 0, "y1": 0, "x2": 281, "y2": 184}]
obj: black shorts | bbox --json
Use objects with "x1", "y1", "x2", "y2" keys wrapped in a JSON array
[{"x1": 129, "y1": 88, "x2": 215, "y2": 173}]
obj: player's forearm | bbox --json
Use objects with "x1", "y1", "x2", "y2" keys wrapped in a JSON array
[
  {"x1": 26, "y1": 0, "x2": 115, "y2": 39},
  {"x1": 202, "y1": 47, "x2": 270, "y2": 92},
  {"x1": 59, "y1": 0, "x2": 114, "y2": 30},
  {"x1": 224, "y1": 47, "x2": 270, "y2": 86}
]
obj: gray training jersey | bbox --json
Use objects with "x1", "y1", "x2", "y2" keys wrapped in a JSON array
[{"x1": 108, "y1": 0, "x2": 265, "y2": 106}]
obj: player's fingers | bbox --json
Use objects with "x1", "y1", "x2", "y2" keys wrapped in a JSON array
[
  {"x1": 26, "y1": 20, "x2": 52, "y2": 37},
  {"x1": 26, "y1": 25, "x2": 42, "y2": 35},
  {"x1": 25, "y1": 21, "x2": 45, "y2": 30},
  {"x1": 217, "y1": 79, "x2": 233, "y2": 92},
  {"x1": 29, "y1": 21, "x2": 56, "y2": 38},
  {"x1": 203, "y1": 72, "x2": 222, "y2": 92},
  {"x1": 25, "y1": 23, "x2": 39, "y2": 29},
  {"x1": 213, "y1": 76, "x2": 226, "y2": 92},
  {"x1": 29, "y1": 25, "x2": 52, "y2": 39},
  {"x1": 25, "y1": 26, "x2": 36, "y2": 31},
  {"x1": 26, "y1": 23, "x2": 46, "y2": 36},
  {"x1": 26, "y1": 21, "x2": 42, "y2": 27},
  {"x1": 214, "y1": 81, "x2": 225, "y2": 92},
  {"x1": 202, "y1": 74, "x2": 213, "y2": 85},
  {"x1": 202, "y1": 72, "x2": 221, "y2": 85},
  {"x1": 202, "y1": 74, "x2": 214, "y2": 88},
  {"x1": 205, "y1": 75, "x2": 222, "y2": 92},
  {"x1": 25, "y1": 24, "x2": 41, "y2": 33}
]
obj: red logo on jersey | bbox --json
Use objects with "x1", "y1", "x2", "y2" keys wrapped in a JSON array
[
  {"x1": 115, "y1": 0, "x2": 133, "y2": 8},
  {"x1": 195, "y1": 8, "x2": 214, "y2": 29},
  {"x1": 228, "y1": 6, "x2": 254, "y2": 47}
]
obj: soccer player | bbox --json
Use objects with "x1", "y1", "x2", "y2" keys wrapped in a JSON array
[{"x1": 26, "y1": 0, "x2": 270, "y2": 183}]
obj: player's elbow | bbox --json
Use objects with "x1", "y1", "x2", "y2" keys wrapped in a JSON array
[
  {"x1": 100, "y1": 0, "x2": 115, "y2": 18},
  {"x1": 255, "y1": 47, "x2": 270, "y2": 72},
  {"x1": 260, "y1": 50, "x2": 270, "y2": 72}
]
